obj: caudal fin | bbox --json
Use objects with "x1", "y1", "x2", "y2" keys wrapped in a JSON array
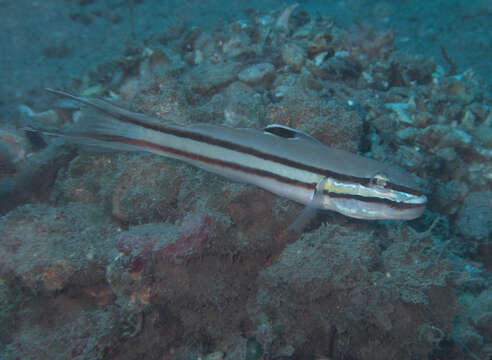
[{"x1": 28, "y1": 89, "x2": 164, "y2": 153}]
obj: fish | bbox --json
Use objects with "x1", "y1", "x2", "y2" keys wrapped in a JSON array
[{"x1": 32, "y1": 89, "x2": 427, "y2": 225}]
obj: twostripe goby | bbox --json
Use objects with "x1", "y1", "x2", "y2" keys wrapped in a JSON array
[{"x1": 39, "y1": 89, "x2": 427, "y2": 221}]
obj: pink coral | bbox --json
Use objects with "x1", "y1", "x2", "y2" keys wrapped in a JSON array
[
  {"x1": 0, "y1": 129, "x2": 28, "y2": 163},
  {"x1": 114, "y1": 232, "x2": 157, "y2": 256},
  {"x1": 161, "y1": 215, "x2": 213, "y2": 258},
  {"x1": 112, "y1": 214, "x2": 214, "y2": 274}
]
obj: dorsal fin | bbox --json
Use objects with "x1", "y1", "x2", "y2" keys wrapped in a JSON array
[
  {"x1": 263, "y1": 124, "x2": 298, "y2": 138},
  {"x1": 263, "y1": 124, "x2": 323, "y2": 145}
]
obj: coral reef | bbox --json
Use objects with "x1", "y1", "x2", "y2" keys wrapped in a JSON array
[
  {"x1": 0, "y1": 3, "x2": 490, "y2": 360},
  {"x1": 249, "y1": 222, "x2": 457, "y2": 359}
]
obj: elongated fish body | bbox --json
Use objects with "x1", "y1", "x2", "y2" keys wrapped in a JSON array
[{"x1": 38, "y1": 89, "x2": 427, "y2": 220}]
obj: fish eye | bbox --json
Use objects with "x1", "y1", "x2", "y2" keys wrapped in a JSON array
[{"x1": 371, "y1": 173, "x2": 389, "y2": 187}]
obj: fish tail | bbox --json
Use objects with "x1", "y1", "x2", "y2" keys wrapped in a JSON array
[{"x1": 33, "y1": 89, "x2": 167, "y2": 153}]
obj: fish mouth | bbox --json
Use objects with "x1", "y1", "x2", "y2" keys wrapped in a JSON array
[
  {"x1": 327, "y1": 193, "x2": 427, "y2": 220},
  {"x1": 388, "y1": 194, "x2": 427, "y2": 219},
  {"x1": 405, "y1": 194, "x2": 428, "y2": 205}
]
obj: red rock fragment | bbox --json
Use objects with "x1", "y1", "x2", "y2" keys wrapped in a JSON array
[
  {"x1": 114, "y1": 232, "x2": 156, "y2": 256},
  {"x1": 107, "y1": 214, "x2": 214, "y2": 311},
  {"x1": 128, "y1": 256, "x2": 146, "y2": 274},
  {"x1": 161, "y1": 215, "x2": 213, "y2": 258}
]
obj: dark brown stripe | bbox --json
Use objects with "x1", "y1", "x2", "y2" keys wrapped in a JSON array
[
  {"x1": 325, "y1": 191, "x2": 426, "y2": 210},
  {"x1": 87, "y1": 132, "x2": 424, "y2": 211},
  {"x1": 64, "y1": 92, "x2": 423, "y2": 197},
  {"x1": 50, "y1": 89, "x2": 426, "y2": 198},
  {"x1": 385, "y1": 182, "x2": 422, "y2": 195},
  {"x1": 87, "y1": 133, "x2": 315, "y2": 191}
]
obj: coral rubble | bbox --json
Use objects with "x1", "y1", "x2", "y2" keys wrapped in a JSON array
[{"x1": 0, "y1": 3, "x2": 491, "y2": 360}]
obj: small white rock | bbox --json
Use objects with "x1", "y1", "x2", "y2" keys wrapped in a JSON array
[
  {"x1": 205, "y1": 350, "x2": 224, "y2": 360},
  {"x1": 238, "y1": 63, "x2": 275, "y2": 84},
  {"x1": 314, "y1": 51, "x2": 328, "y2": 66}
]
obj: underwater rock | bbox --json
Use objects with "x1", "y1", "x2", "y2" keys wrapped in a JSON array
[
  {"x1": 193, "y1": 32, "x2": 216, "y2": 62},
  {"x1": 271, "y1": 84, "x2": 290, "y2": 100},
  {"x1": 222, "y1": 82, "x2": 263, "y2": 124},
  {"x1": 222, "y1": 32, "x2": 252, "y2": 60},
  {"x1": 339, "y1": 25, "x2": 394, "y2": 63},
  {"x1": 275, "y1": 3, "x2": 299, "y2": 32},
  {"x1": 468, "y1": 290, "x2": 492, "y2": 345},
  {"x1": 436, "y1": 146, "x2": 458, "y2": 163},
  {"x1": 468, "y1": 102, "x2": 490, "y2": 122},
  {"x1": 0, "y1": 152, "x2": 16, "y2": 180},
  {"x1": 0, "y1": 143, "x2": 76, "y2": 215},
  {"x1": 386, "y1": 102, "x2": 413, "y2": 125},
  {"x1": 313, "y1": 50, "x2": 331, "y2": 66},
  {"x1": 4, "y1": 5, "x2": 492, "y2": 359},
  {"x1": 441, "y1": 76, "x2": 477, "y2": 103},
  {"x1": 0, "y1": 203, "x2": 117, "y2": 294},
  {"x1": 245, "y1": 337, "x2": 263, "y2": 360},
  {"x1": 388, "y1": 52, "x2": 436, "y2": 86},
  {"x1": 395, "y1": 127, "x2": 419, "y2": 143},
  {"x1": 419, "y1": 124, "x2": 472, "y2": 150},
  {"x1": 2, "y1": 305, "x2": 121, "y2": 359},
  {"x1": 281, "y1": 42, "x2": 306, "y2": 72},
  {"x1": 460, "y1": 109, "x2": 476, "y2": 131},
  {"x1": 145, "y1": 48, "x2": 172, "y2": 70},
  {"x1": 472, "y1": 123, "x2": 492, "y2": 147},
  {"x1": 205, "y1": 350, "x2": 224, "y2": 360},
  {"x1": 181, "y1": 26, "x2": 202, "y2": 53},
  {"x1": 250, "y1": 222, "x2": 456, "y2": 358},
  {"x1": 0, "y1": 128, "x2": 28, "y2": 164},
  {"x1": 222, "y1": 334, "x2": 248, "y2": 360},
  {"x1": 414, "y1": 111, "x2": 434, "y2": 128},
  {"x1": 223, "y1": 95, "x2": 264, "y2": 127},
  {"x1": 394, "y1": 144, "x2": 426, "y2": 171},
  {"x1": 455, "y1": 191, "x2": 492, "y2": 241},
  {"x1": 434, "y1": 180, "x2": 469, "y2": 215},
  {"x1": 453, "y1": 288, "x2": 492, "y2": 359},
  {"x1": 307, "y1": 32, "x2": 332, "y2": 56},
  {"x1": 107, "y1": 214, "x2": 214, "y2": 310},
  {"x1": 190, "y1": 81, "x2": 264, "y2": 127},
  {"x1": 54, "y1": 152, "x2": 184, "y2": 225},
  {"x1": 238, "y1": 62, "x2": 275, "y2": 87},
  {"x1": 316, "y1": 55, "x2": 361, "y2": 81},
  {"x1": 18, "y1": 104, "x2": 62, "y2": 127},
  {"x1": 187, "y1": 62, "x2": 241, "y2": 95},
  {"x1": 292, "y1": 21, "x2": 313, "y2": 39},
  {"x1": 267, "y1": 92, "x2": 363, "y2": 152},
  {"x1": 110, "y1": 156, "x2": 182, "y2": 225}
]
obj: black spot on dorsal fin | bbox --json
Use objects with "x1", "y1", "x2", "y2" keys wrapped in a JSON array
[
  {"x1": 263, "y1": 124, "x2": 298, "y2": 139},
  {"x1": 263, "y1": 124, "x2": 325, "y2": 146}
]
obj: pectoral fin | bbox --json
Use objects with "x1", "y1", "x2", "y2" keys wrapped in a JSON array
[{"x1": 288, "y1": 177, "x2": 328, "y2": 232}]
